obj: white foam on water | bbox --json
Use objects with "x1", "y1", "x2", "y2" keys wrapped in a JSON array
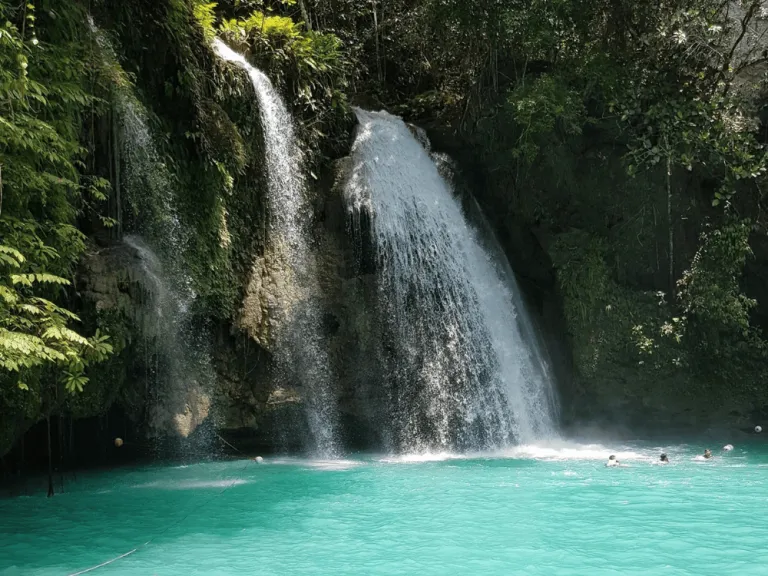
[
  {"x1": 133, "y1": 479, "x2": 250, "y2": 490},
  {"x1": 498, "y1": 442, "x2": 648, "y2": 461},
  {"x1": 378, "y1": 452, "x2": 468, "y2": 464},
  {"x1": 303, "y1": 459, "x2": 364, "y2": 471},
  {"x1": 378, "y1": 440, "x2": 659, "y2": 464},
  {"x1": 268, "y1": 457, "x2": 364, "y2": 471}
]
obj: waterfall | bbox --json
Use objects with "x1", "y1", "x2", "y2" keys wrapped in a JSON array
[
  {"x1": 212, "y1": 39, "x2": 339, "y2": 456},
  {"x1": 345, "y1": 109, "x2": 558, "y2": 452},
  {"x1": 117, "y1": 100, "x2": 215, "y2": 443},
  {"x1": 89, "y1": 18, "x2": 214, "y2": 444},
  {"x1": 124, "y1": 236, "x2": 214, "y2": 442}
]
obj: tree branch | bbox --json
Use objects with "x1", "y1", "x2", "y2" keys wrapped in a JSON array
[{"x1": 719, "y1": 0, "x2": 762, "y2": 86}]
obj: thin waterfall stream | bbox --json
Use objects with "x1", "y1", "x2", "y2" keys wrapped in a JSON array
[
  {"x1": 345, "y1": 109, "x2": 558, "y2": 452},
  {"x1": 212, "y1": 39, "x2": 339, "y2": 456},
  {"x1": 118, "y1": 101, "x2": 216, "y2": 445},
  {"x1": 123, "y1": 236, "x2": 214, "y2": 442},
  {"x1": 91, "y1": 18, "x2": 216, "y2": 446}
]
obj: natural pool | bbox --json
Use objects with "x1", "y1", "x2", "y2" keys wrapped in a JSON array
[{"x1": 1, "y1": 441, "x2": 767, "y2": 576}]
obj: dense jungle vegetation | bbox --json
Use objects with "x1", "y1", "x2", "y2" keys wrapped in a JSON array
[{"x1": 1, "y1": 0, "x2": 767, "y2": 462}]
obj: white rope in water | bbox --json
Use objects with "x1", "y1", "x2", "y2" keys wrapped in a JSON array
[
  {"x1": 65, "y1": 453, "x2": 252, "y2": 576},
  {"x1": 67, "y1": 549, "x2": 139, "y2": 576}
]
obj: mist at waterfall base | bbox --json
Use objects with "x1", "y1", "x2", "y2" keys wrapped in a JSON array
[
  {"x1": 213, "y1": 39, "x2": 339, "y2": 457},
  {"x1": 345, "y1": 109, "x2": 557, "y2": 453},
  {"x1": 3, "y1": 442, "x2": 768, "y2": 576}
]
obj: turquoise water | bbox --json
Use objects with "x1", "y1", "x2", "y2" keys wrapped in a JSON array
[{"x1": 2, "y1": 441, "x2": 768, "y2": 575}]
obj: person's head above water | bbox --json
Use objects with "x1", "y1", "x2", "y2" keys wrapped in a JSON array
[
  {"x1": 660, "y1": 453, "x2": 669, "y2": 462},
  {"x1": 704, "y1": 449, "x2": 712, "y2": 458},
  {"x1": 609, "y1": 455, "x2": 616, "y2": 460}
]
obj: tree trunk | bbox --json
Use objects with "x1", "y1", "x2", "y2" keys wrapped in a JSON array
[
  {"x1": 112, "y1": 107, "x2": 122, "y2": 238},
  {"x1": 298, "y1": 0, "x2": 312, "y2": 30},
  {"x1": 47, "y1": 413, "x2": 54, "y2": 498},
  {"x1": 372, "y1": 0, "x2": 382, "y2": 82},
  {"x1": 667, "y1": 149, "x2": 674, "y2": 298},
  {"x1": 58, "y1": 414, "x2": 64, "y2": 493},
  {"x1": 69, "y1": 417, "x2": 77, "y2": 482}
]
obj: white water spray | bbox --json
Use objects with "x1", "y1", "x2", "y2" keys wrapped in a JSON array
[
  {"x1": 213, "y1": 39, "x2": 339, "y2": 456},
  {"x1": 345, "y1": 109, "x2": 558, "y2": 452},
  {"x1": 124, "y1": 236, "x2": 214, "y2": 440}
]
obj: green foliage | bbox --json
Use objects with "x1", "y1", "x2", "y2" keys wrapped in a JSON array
[
  {"x1": 549, "y1": 230, "x2": 655, "y2": 378},
  {"x1": 0, "y1": 1, "x2": 115, "y2": 399},
  {"x1": 505, "y1": 74, "x2": 585, "y2": 164},
  {"x1": 218, "y1": 7, "x2": 353, "y2": 163},
  {"x1": 550, "y1": 219, "x2": 768, "y2": 399},
  {"x1": 1, "y1": 0, "x2": 765, "y2": 440},
  {"x1": 346, "y1": 0, "x2": 768, "y2": 406},
  {"x1": 0, "y1": 233, "x2": 113, "y2": 393},
  {"x1": 620, "y1": 218, "x2": 766, "y2": 378},
  {"x1": 550, "y1": 231, "x2": 615, "y2": 331},
  {"x1": 193, "y1": 1, "x2": 219, "y2": 41},
  {"x1": 0, "y1": 1, "x2": 100, "y2": 254},
  {"x1": 678, "y1": 219, "x2": 761, "y2": 347},
  {"x1": 616, "y1": 73, "x2": 767, "y2": 205}
]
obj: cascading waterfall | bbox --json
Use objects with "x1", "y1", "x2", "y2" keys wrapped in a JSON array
[
  {"x1": 345, "y1": 109, "x2": 558, "y2": 452},
  {"x1": 212, "y1": 39, "x2": 339, "y2": 456},
  {"x1": 466, "y1": 195, "x2": 560, "y2": 418}
]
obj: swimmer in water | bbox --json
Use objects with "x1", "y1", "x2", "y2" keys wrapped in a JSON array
[
  {"x1": 703, "y1": 449, "x2": 712, "y2": 459},
  {"x1": 660, "y1": 453, "x2": 669, "y2": 464},
  {"x1": 606, "y1": 455, "x2": 619, "y2": 467}
]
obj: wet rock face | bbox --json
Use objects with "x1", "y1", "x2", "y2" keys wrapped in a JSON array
[
  {"x1": 78, "y1": 243, "x2": 219, "y2": 442},
  {"x1": 80, "y1": 244, "x2": 144, "y2": 317},
  {"x1": 210, "y1": 156, "x2": 389, "y2": 449},
  {"x1": 61, "y1": 129, "x2": 565, "y2": 454},
  {"x1": 171, "y1": 384, "x2": 212, "y2": 438},
  {"x1": 76, "y1": 245, "x2": 149, "y2": 420},
  {"x1": 237, "y1": 242, "x2": 302, "y2": 352},
  {"x1": 238, "y1": 256, "x2": 273, "y2": 349},
  {"x1": 68, "y1": 136, "x2": 565, "y2": 454},
  {"x1": 207, "y1": 323, "x2": 277, "y2": 446}
]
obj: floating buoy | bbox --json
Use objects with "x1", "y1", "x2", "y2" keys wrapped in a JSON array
[
  {"x1": 114, "y1": 437, "x2": 124, "y2": 448},
  {"x1": 756, "y1": 426, "x2": 763, "y2": 434},
  {"x1": 254, "y1": 456, "x2": 264, "y2": 464},
  {"x1": 723, "y1": 444, "x2": 734, "y2": 451}
]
